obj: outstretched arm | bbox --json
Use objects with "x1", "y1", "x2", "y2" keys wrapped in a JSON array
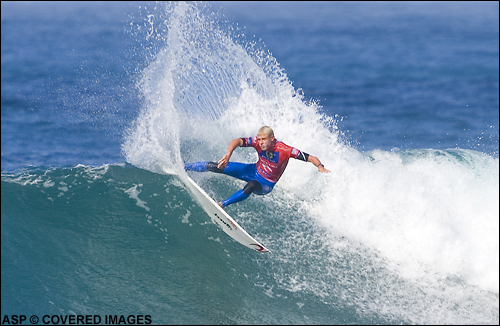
[
  {"x1": 308, "y1": 155, "x2": 330, "y2": 173},
  {"x1": 217, "y1": 138, "x2": 244, "y2": 169}
]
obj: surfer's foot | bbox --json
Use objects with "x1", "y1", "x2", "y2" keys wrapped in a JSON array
[{"x1": 218, "y1": 202, "x2": 224, "y2": 209}]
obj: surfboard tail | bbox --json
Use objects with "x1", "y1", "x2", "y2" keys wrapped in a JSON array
[{"x1": 170, "y1": 170, "x2": 270, "y2": 253}]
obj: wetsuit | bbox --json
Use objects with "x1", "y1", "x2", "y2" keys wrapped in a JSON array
[{"x1": 184, "y1": 137, "x2": 310, "y2": 207}]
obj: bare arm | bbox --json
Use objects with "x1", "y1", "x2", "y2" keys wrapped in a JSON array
[
  {"x1": 217, "y1": 138, "x2": 243, "y2": 169},
  {"x1": 308, "y1": 155, "x2": 330, "y2": 173}
]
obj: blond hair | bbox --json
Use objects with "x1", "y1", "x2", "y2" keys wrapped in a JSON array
[{"x1": 257, "y1": 126, "x2": 274, "y2": 138}]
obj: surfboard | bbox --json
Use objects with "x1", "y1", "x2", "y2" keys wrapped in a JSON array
[{"x1": 163, "y1": 167, "x2": 270, "y2": 253}]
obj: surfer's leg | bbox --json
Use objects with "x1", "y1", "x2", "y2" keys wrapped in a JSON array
[
  {"x1": 221, "y1": 162, "x2": 256, "y2": 182},
  {"x1": 184, "y1": 161, "x2": 224, "y2": 173},
  {"x1": 220, "y1": 189, "x2": 249, "y2": 207},
  {"x1": 220, "y1": 180, "x2": 264, "y2": 207},
  {"x1": 185, "y1": 162, "x2": 256, "y2": 182},
  {"x1": 184, "y1": 161, "x2": 208, "y2": 172}
]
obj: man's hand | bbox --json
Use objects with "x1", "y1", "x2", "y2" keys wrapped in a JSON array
[
  {"x1": 217, "y1": 153, "x2": 231, "y2": 170},
  {"x1": 318, "y1": 164, "x2": 330, "y2": 173},
  {"x1": 308, "y1": 155, "x2": 330, "y2": 173}
]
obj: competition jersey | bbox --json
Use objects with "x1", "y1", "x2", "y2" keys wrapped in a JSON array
[{"x1": 242, "y1": 137, "x2": 309, "y2": 183}]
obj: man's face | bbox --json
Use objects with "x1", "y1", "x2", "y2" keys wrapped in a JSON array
[{"x1": 257, "y1": 134, "x2": 274, "y2": 151}]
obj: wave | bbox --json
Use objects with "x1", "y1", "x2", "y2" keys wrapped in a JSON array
[{"x1": 2, "y1": 158, "x2": 498, "y2": 324}]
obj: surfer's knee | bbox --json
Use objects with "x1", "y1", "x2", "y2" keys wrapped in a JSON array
[
  {"x1": 205, "y1": 161, "x2": 224, "y2": 173},
  {"x1": 243, "y1": 180, "x2": 262, "y2": 194}
]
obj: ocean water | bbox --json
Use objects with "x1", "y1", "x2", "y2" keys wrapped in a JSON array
[{"x1": 1, "y1": 1, "x2": 498, "y2": 324}]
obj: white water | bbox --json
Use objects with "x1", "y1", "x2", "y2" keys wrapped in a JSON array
[{"x1": 123, "y1": 2, "x2": 499, "y2": 324}]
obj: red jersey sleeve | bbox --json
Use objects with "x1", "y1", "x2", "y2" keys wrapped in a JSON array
[{"x1": 241, "y1": 137, "x2": 256, "y2": 148}]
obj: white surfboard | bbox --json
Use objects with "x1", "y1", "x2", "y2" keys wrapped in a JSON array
[{"x1": 163, "y1": 167, "x2": 270, "y2": 253}]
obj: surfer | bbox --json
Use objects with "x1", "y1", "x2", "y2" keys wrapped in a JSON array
[{"x1": 184, "y1": 126, "x2": 330, "y2": 208}]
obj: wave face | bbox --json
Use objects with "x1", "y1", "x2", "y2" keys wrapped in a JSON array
[{"x1": 2, "y1": 2, "x2": 498, "y2": 324}]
